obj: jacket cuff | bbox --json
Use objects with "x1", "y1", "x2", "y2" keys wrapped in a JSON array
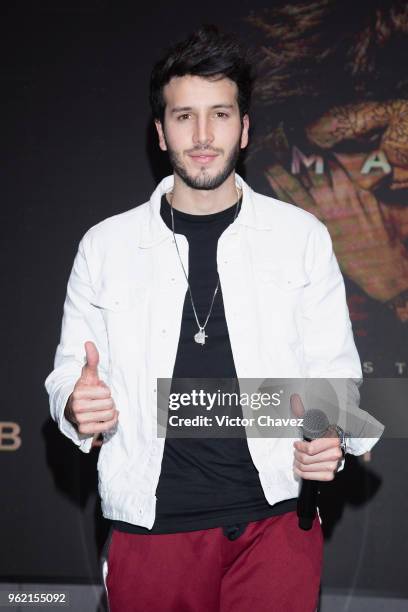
[
  {"x1": 336, "y1": 456, "x2": 346, "y2": 473},
  {"x1": 345, "y1": 435, "x2": 384, "y2": 457},
  {"x1": 54, "y1": 381, "x2": 94, "y2": 454}
]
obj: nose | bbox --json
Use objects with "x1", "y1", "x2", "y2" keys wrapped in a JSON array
[{"x1": 192, "y1": 116, "x2": 214, "y2": 148}]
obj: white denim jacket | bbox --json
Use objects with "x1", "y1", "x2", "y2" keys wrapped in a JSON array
[{"x1": 44, "y1": 173, "x2": 383, "y2": 529}]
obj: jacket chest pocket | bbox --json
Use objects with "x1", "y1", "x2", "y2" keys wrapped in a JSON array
[
  {"x1": 91, "y1": 283, "x2": 148, "y2": 358},
  {"x1": 256, "y1": 266, "x2": 310, "y2": 292},
  {"x1": 255, "y1": 266, "x2": 310, "y2": 340},
  {"x1": 92, "y1": 280, "x2": 148, "y2": 308},
  {"x1": 92, "y1": 285, "x2": 147, "y2": 316}
]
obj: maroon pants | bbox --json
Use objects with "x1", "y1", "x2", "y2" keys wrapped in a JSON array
[{"x1": 102, "y1": 511, "x2": 323, "y2": 612}]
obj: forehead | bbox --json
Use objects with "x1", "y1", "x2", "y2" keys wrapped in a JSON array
[{"x1": 163, "y1": 74, "x2": 238, "y2": 109}]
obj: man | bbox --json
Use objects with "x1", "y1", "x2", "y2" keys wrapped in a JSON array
[
  {"x1": 45, "y1": 25, "x2": 382, "y2": 612},
  {"x1": 246, "y1": 0, "x2": 408, "y2": 376}
]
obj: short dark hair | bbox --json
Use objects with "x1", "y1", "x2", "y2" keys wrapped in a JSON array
[{"x1": 149, "y1": 24, "x2": 255, "y2": 124}]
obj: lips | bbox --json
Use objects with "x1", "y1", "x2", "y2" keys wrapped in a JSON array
[
  {"x1": 375, "y1": 183, "x2": 408, "y2": 205},
  {"x1": 189, "y1": 154, "x2": 218, "y2": 164}
]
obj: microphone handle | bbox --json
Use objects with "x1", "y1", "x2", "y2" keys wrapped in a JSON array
[
  {"x1": 297, "y1": 434, "x2": 320, "y2": 530},
  {"x1": 297, "y1": 478, "x2": 319, "y2": 530}
]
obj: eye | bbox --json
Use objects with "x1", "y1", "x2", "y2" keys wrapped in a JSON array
[
  {"x1": 177, "y1": 114, "x2": 191, "y2": 121},
  {"x1": 331, "y1": 128, "x2": 385, "y2": 154},
  {"x1": 216, "y1": 112, "x2": 229, "y2": 118}
]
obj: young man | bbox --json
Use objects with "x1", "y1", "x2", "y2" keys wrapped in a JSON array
[{"x1": 45, "y1": 25, "x2": 383, "y2": 612}]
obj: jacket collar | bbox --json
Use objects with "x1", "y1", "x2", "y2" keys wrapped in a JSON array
[{"x1": 138, "y1": 172, "x2": 270, "y2": 249}]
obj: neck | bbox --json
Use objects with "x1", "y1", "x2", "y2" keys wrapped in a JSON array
[{"x1": 166, "y1": 173, "x2": 241, "y2": 215}]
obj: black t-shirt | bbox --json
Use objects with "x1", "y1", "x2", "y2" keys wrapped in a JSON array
[{"x1": 113, "y1": 193, "x2": 297, "y2": 534}]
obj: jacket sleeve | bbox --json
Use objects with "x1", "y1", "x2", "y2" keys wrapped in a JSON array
[
  {"x1": 44, "y1": 230, "x2": 109, "y2": 453},
  {"x1": 302, "y1": 221, "x2": 384, "y2": 464}
]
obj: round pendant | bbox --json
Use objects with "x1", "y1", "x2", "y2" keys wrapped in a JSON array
[{"x1": 194, "y1": 329, "x2": 208, "y2": 345}]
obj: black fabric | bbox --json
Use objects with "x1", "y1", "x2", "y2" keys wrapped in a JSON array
[
  {"x1": 113, "y1": 192, "x2": 297, "y2": 534},
  {"x1": 222, "y1": 522, "x2": 249, "y2": 540}
]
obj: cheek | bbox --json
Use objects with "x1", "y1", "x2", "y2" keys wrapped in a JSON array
[
  {"x1": 162, "y1": 122, "x2": 186, "y2": 150},
  {"x1": 164, "y1": 135, "x2": 187, "y2": 159}
]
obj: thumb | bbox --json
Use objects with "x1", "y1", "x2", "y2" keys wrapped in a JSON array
[
  {"x1": 80, "y1": 341, "x2": 100, "y2": 385},
  {"x1": 290, "y1": 393, "x2": 305, "y2": 419}
]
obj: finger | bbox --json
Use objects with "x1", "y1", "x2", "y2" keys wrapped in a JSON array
[
  {"x1": 73, "y1": 385, "x2": 111, "y2": 400},
  {"x1": 294, "y1": 446, "x2": 343, "y2": 465},
  {"x1": 76, "y1": 407, "x2": 118, "y2": 425},
  {"x1": 265, "y1": 164, "x2": 319, "y2": 215},
  {"x1": 294, "y1": 466, "x2": 336, "y2": 481},
  {"x1": 265, "y1": 172, "x2": 293, "y2": 203},
  {"x1": 294, "y1": 437, "x2": 341, "y2": 455},
  {"x1": 305, "y1": 158, "x2": 358, "y2": 224},
  {"x1": 80, "y1": 341, "x2": 100, "y2": 385},
  {"x1": 73, "y1": 397, "x2": 114, "y2": 414},
  {"x1": 77, "y1": 413, "x2": 119, "y2": 436},
  {"x1": 290, "y1": 393, "x2": 305, "y2": 418},
  {"x1": 358, "y1": 187, "x2": 389, "y2": 238},
  {"x1": 329, "y1": 160, "x2": 367, "y2": 221},
  {"x1": 294, "y1": 459, "x2": 341, "y2": 474}
]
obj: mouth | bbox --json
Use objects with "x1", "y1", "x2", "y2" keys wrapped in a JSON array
[
  {"x1": 375, "y1": 183, "x2": 408, "y2": 206},
  {"x1": 189, "y1": 153, "x2": 219, "y2": 165}
]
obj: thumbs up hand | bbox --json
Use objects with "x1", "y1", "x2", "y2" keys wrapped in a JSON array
[
  {"x1": 80, "y1": 340, "x2": 101, "y2": 385},
  {"x1": 64, "y1": 341, "x2": 119, "y2": 435}
]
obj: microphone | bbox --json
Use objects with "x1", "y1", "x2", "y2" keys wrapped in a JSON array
[{"x1": 297, "y1": 407, "x2": 330, "y2": 530}]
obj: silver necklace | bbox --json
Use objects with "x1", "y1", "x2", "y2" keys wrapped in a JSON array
[{"x1": 168, "y1": 185, "x2": 241, "y2": 346}]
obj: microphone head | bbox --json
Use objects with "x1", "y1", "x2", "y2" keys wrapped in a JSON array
[{"x1": 302, "y1": 408, "x2": 330, "y2": 440}]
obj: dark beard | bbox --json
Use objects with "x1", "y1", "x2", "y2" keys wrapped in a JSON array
[{"x1": 164, "y1": 133, "x2": 242, "y2": 191}]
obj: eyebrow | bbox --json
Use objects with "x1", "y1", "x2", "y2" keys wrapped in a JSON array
[{"x1": 170, "y1": 104, "x2": 235, "y2": 114}]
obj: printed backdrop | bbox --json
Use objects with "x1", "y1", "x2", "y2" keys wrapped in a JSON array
[{"x1": 2, "y1": 0, "x2": 407, "y2": 599}]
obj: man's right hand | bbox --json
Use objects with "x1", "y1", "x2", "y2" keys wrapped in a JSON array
[{"x1": 64, "y1": 341, "x2": 119, "y2": 435}]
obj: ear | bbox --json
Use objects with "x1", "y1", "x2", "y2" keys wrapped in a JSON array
[
  {"x1": 240, "y1": 114, "x2": 250, "y2": 150},
  {"x1": 154, "y1": 119, "x2": 167, "y2": 151}
]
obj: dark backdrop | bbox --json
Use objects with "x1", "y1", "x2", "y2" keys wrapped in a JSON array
[{"x1": 2, "y1": 0, "x2": 407, "y2": 598}]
